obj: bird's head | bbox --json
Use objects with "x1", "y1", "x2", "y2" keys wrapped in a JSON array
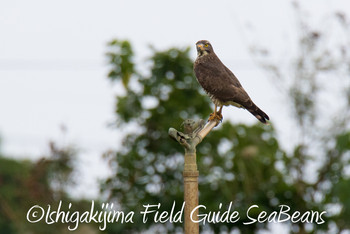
[{"x1": 196, "y1": 40, "x2": 214, "y2": 57}]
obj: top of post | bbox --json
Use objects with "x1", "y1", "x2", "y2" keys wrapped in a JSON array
[{"x1": 169, "y1": 119, "x2": 220, "y2": 153}]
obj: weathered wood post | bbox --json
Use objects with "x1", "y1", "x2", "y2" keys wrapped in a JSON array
[{"x1": 169, "y1": 119, "x2": 220, "y2": 234}]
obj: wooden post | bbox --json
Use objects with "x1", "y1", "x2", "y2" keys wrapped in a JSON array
[
  {"x1": 169, "y1": 119, "x2": 220, "y2": 234},
  {"x1": 183, "y1": 152, "x2": 199, "y2": 234}
]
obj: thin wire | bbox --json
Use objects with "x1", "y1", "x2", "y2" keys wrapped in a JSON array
[{"x1": 0, "y1": 58, "x2": 103, "y2": 71}]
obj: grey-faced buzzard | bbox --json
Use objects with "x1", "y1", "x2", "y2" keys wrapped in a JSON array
[{"x1": 194, "y1": 40, "x2": 269, "y2": 124}]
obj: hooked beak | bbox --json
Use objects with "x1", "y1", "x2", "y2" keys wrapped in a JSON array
[{"x1": 196, "y1": 43, "x2": 205, "y2": 52}]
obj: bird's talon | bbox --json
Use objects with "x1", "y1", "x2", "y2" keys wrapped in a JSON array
[
  {"x1": 208, "y1": 112, "x2": 223, "y2": 124},
  {"x1": 219, "y1": 114, "x2": 223, "y2": 122}
]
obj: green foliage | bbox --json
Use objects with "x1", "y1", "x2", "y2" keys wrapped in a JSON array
[
  {"x1": 0, "y1": 157, "x2": 31, "y2": 233},
  {"x1": 251, "y1": 4, "x2": 350, "y2": 233},
  {"x1": 102, "y1": 40, "x2": 296, "y2": 233},
  {"x1": 0, "y1": 143, "x2": 92, "y2": 234},
  {"x1": 104, "y1": 31, "x2": 350, "y2": 233},
  {"x1": 107, "y1": 39, "x2": 135, "y2": 89}
]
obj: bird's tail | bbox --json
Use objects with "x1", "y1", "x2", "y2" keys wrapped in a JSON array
[{"x1": 245, "y1": 101, "x2": 270, "y2": 124}]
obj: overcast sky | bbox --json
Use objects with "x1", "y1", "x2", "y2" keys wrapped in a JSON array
[{"x1": 0, "y1": 3, "x2": 348, "y2": 232}]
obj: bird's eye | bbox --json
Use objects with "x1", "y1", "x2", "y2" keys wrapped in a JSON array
[{"x1": 205, "y1": 44, "x2": 208, "y2": 47}]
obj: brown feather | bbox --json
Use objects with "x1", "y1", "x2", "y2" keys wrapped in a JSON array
[{"x1": 194, "y1": 40, "x2": 269, "y2": 124}]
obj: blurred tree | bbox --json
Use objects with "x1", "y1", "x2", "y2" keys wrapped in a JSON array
[
  {"x1": 0, "y1": 141, "x2": 95, "y2": 234},
  {"x1": 103, "y1": 6, "x2": 350, "y2": 232},
  {"x1": 102, "y1": 40, "x2": 297, "y2": 233},
  {"x1": 251, "y1": 2, "x2": 350, "y2": 233}
]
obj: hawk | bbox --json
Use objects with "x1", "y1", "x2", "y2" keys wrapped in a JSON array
[{"x1": 194, "y1": 40, "x2": 269, "y2": 124}]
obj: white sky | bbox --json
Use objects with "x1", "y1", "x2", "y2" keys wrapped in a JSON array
[{"x1": 0, "y1": 0, "x2": 349, "y2": 232}]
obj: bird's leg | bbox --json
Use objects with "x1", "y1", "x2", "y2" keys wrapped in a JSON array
[
  {"x1": 217, "y1": 106, "x2": 223, "y2": 121},
  {"x1": 208, "y1": 105, "x2": 223, "y2": 123},
  {"x1": 208, "y1": 105, "x2": 217, "y2": 121}
]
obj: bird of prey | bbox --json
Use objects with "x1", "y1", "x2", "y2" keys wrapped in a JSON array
[{"x1": 194, "y1": 40, "x2": 269, "y2": 124}]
